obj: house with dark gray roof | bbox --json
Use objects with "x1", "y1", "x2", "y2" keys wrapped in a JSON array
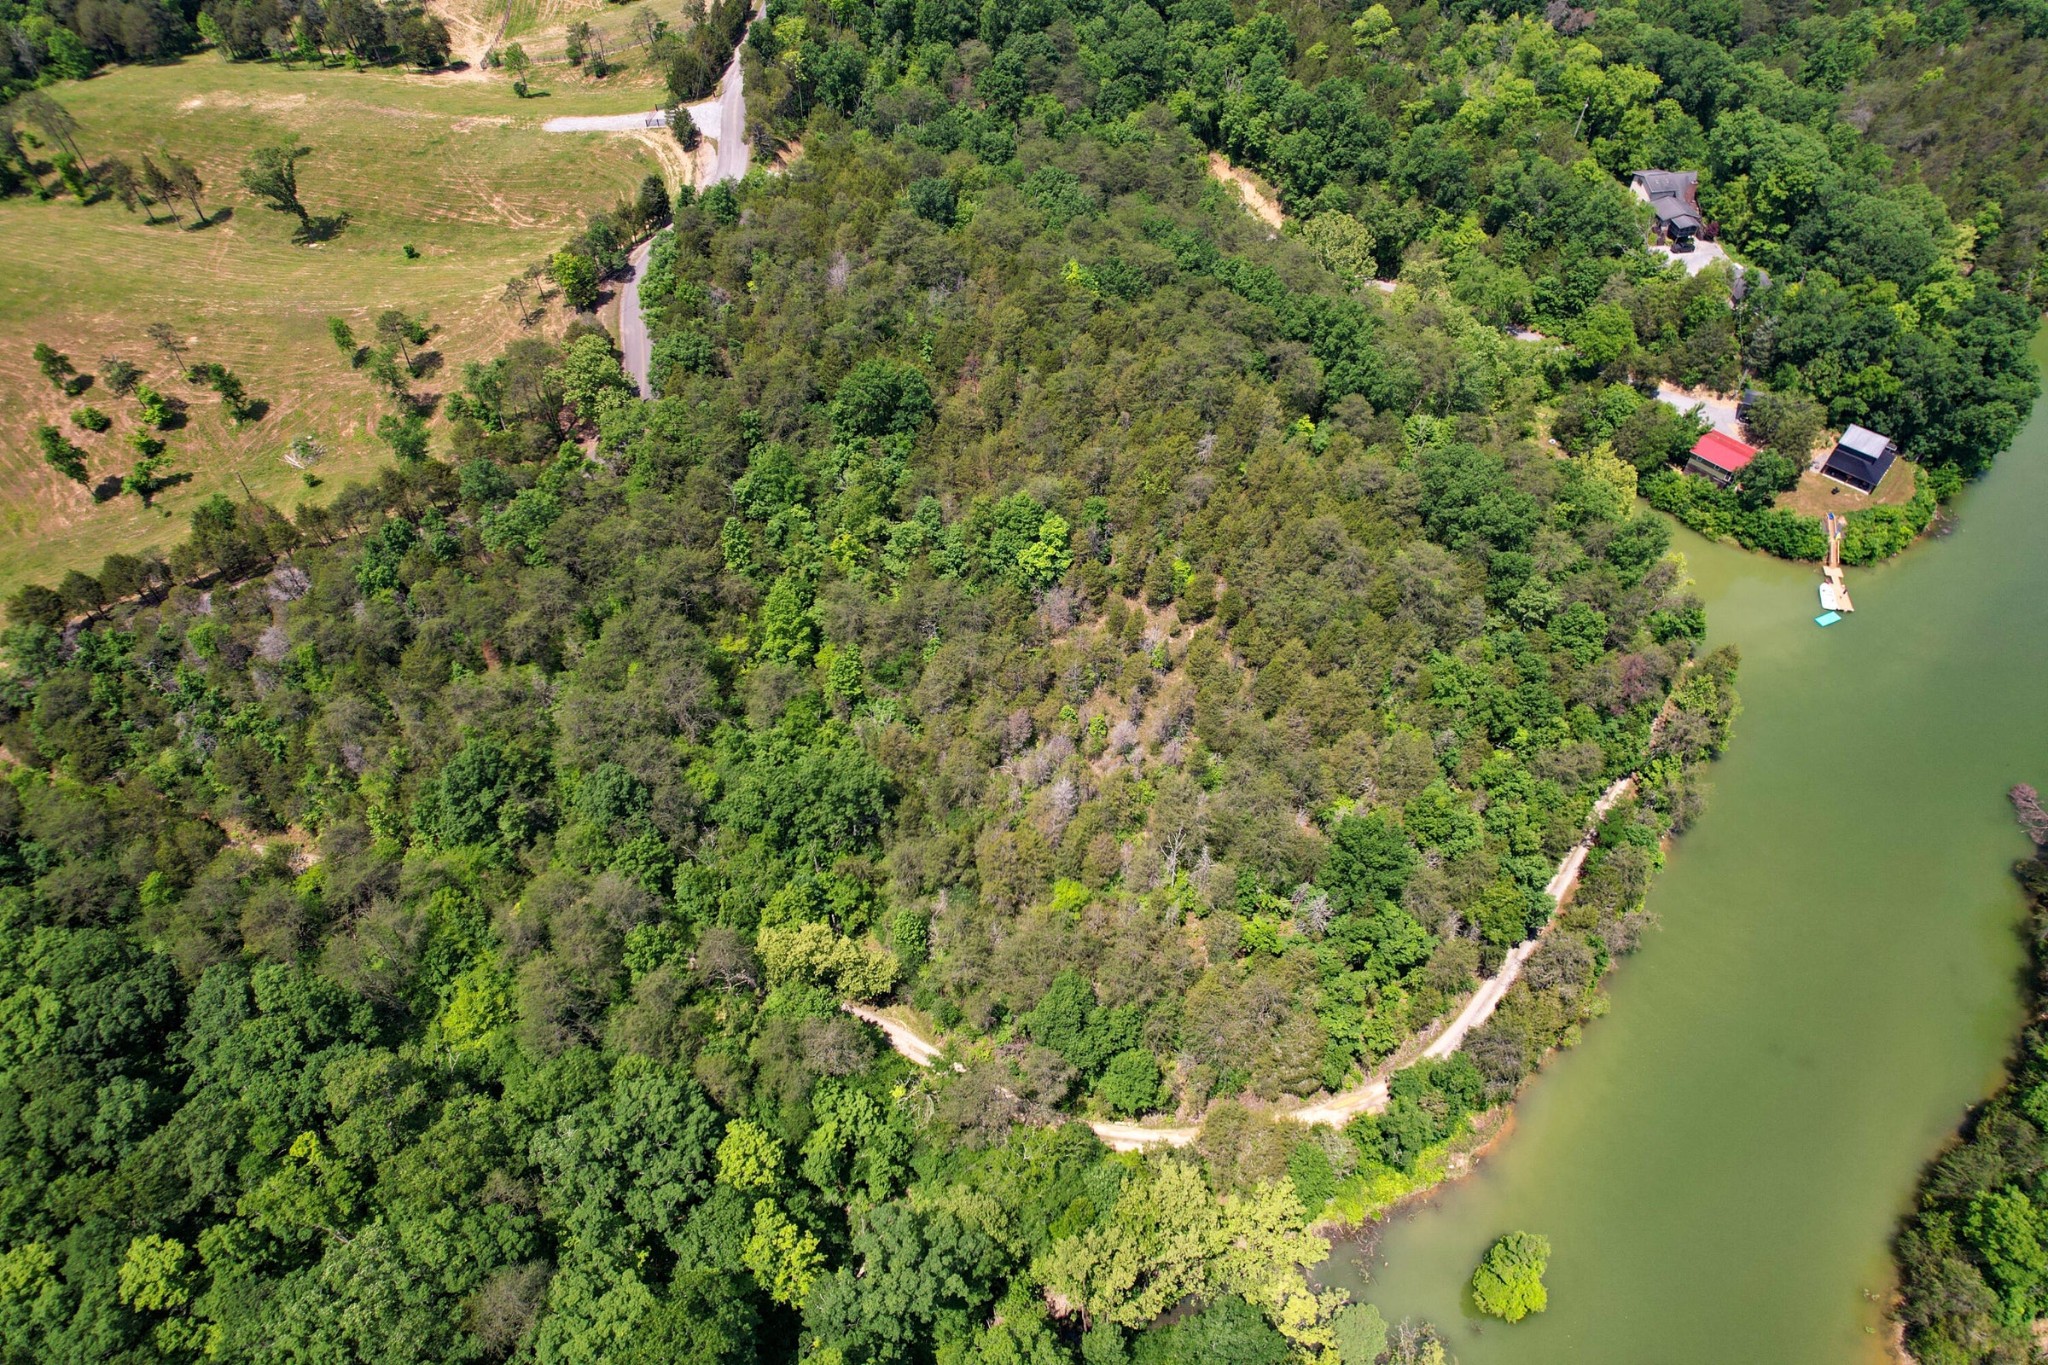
[
  {"x1": 1630, "y1": 170, "x2": 1703, "y2": 245},
  {"x1": 1821, "y1": 425, "x2": 1898, "y2": 493}
]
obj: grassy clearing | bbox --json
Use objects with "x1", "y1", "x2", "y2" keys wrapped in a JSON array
[
  {"x1": 0, "y1": 53, "x2": 674, "y2": 597},
  {"x1": 1775, "y1": 456, "x2": 1918, "y2": 519},
  {"x1": 427, "y1": 0, "x2": 703, "y2": 68}
]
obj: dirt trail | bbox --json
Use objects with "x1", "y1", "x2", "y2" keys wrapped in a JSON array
[
  {"x1": 1207, "y1": 151, "x2": 1284, "y2": 232},
  {"x1": 840, "y1": 1003, "x2": 955, "y2": 1069},
  {"x1": 422, "y1": 0, "x2": 509, "y2": 74},
  {"x1": 847, "y1": 775, "x2": 1637, "y2": 1149},
  {"x1": 540, "y1": 110, "x2": 670, "y2": 132}
]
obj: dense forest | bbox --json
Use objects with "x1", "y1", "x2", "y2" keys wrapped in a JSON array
[
  {"x1": 0, "y1": 100, "x2": 1747, "y2": 1365},
  {"x1": 52, "y1": 0, "x2": 2048, "y2": 1357},
  {"x1": 1, "y1": 0, "x2": 199, "y2": 85},
  {"x1": 1895, "y1": 793, "x2": 2048, "y2": 1365},
  {"x1": 0, "y1": 0, "x2": 749, "y2": 93},
  {"x1": 0, "y1": 4, "x2": 1770, "y2": 1359}
]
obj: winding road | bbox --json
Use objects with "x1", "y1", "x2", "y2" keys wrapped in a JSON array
[
  {"x1": 544, "y1": 2, "x2": 761, "y2": 394},
  {"x1": 850, "y1": 774, "x2": 1637, "y2": 1151}
]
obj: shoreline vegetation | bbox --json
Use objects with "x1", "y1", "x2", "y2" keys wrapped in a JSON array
[
  {"x1": 1892, "y1": 786, "x2": 2048, "y2": 1365},
  {"x1": 1642, "y1": 458, "x2": 1944, "y2": 566},
  {"x1": 851, "y1": 742, "x2": 1726, "y2": 1244}
]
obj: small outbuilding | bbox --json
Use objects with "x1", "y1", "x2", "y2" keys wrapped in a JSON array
[
  {"x1": 1686, "y1": 430, "x2": 1758, "y2": 487},
  {"x1": 1821, "y1": 425, "x2": 1898, "y2": 493},
  {"x1": 1630, "y1": 170, "x2": 1703, "y2": 245}
]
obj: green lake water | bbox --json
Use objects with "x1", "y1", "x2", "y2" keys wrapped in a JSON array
[{"x1": 1342, "y1": 339, "x2": 2048, "y2": 1363}]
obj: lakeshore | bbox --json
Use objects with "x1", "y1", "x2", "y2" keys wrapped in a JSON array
[{"x1": 1340, "y1": 337, "x2": 2048, "y2": 1363}]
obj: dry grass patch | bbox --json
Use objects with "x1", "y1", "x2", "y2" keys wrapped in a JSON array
[{"x1": 423, "y1": 0, "x2": 703, "y2": 68}]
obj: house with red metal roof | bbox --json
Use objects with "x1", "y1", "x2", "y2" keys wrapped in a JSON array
[{"x1": 1685, "y1": 429, "x2": 1758, "y2": 487}]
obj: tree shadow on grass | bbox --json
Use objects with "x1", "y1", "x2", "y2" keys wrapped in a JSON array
[
  {"x1": 144, "y1": 471, "x2": 194, "y2": 506},
  {"x1": 183, "y1": 206, "x2": 233, "y2": 231},
  {"x1": 293, "y1": 212, "x2": 350, "y2": 245},
  {"x1": 89, "y1": 469, "x2": 190, "y2": 507}
]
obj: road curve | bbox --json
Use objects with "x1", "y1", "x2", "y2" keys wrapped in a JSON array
[
  {"x1": 843, "y1": 773, "x2": 1636, "y2": 1149},
  {"x1": 554, "y1": 5, "x2": 760, "y2": 394},
  {"x1": 618, "y1": 235, "x2": 657, "y2": 398}
]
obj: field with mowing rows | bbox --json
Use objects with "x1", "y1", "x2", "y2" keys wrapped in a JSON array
[{"x1": 0, "y1": 46, "x2": 672, "y2": 596}]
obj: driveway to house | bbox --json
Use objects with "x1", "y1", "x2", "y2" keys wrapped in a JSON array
[
  {"x1": 1657, "y1": 382, "x2": 1742, "y2": 438},
  {"x1": 1652, "y1": 238, "x2": 1730, "y2": 277}
]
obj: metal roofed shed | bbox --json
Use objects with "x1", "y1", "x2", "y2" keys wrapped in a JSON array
[
  {"x1": 1630, "y1": 169, "x2": 1703, "y2": 244},
  {"x1": 1685, "y1": 429, "x2": 1759, "y2": 487},
  {"x1": 1821, "y1": 424, "x2": 1898, "y2": 494}
]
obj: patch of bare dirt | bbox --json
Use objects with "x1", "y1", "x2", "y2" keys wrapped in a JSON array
[{"x1": 1206, "y1": 151, "x2": 1284, "y2": 233}]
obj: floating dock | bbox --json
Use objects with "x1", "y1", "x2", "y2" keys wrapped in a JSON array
[{"x1": 1819, "y1": 512, "x2": 1854, "y2": 615}]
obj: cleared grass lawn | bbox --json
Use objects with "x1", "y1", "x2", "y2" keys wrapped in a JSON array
[
  {"x1": 0, "y1": 53, "x2": 674, "y2": 597},
  {"x1": 1775, "y1": 456, "x2": 1918, "y2": 519}
]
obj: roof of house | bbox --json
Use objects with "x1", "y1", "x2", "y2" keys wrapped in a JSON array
[
  {"x1": 1690, "y1": 430, "x2": 1759, "y2": 475},
  {"x1": 1631, "y1": 170, "x2": 1701, "y2": 230},
  {"x1": 1837, "y1": 424, "x2": 1894, "y2": 460}
]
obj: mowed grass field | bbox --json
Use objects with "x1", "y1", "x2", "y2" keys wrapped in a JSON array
[
  {"x1": 429, "y1": 0, "x2": 706, "y2": 68},
  {"x1": 0, "y1": 50, "x2": 675, "y2": 596}
]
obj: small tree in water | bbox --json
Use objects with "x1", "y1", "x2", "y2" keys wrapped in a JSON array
[{"x1": 1471, "y1": 1231, "x2": 1551, "y2": 1322}]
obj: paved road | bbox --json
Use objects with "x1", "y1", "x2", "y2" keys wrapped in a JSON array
[
  {"x1": 618, "y1": 235, "x2": 656, "y2": 398},
  {"x1": 686, "y1": 12, "x2": 755, "y2": 189},
  {"x1": 561, "y1": 5, "x2": 759, "y2": 395}
]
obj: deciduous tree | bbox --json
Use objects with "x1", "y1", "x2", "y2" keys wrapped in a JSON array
[{"x1": 1471, "y1": 1231, "x2": 1551, "y2": 1322}]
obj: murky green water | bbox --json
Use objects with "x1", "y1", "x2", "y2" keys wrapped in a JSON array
[{"x1": 1344, "y1": 340, "x2": 2048, "y2": 1363}]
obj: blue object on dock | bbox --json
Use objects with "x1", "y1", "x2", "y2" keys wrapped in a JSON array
[{"x1": 1815, "y1": 611, "x2": 1842, "y2": 627}]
